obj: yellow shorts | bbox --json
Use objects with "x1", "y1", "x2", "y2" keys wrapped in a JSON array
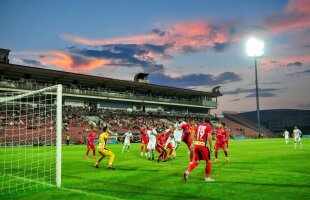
[{"x1": 98, "y1": 148, "x2": 114, "y2": 157}]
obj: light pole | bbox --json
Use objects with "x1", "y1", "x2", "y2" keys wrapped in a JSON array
[{"x1": 246, "y1": 38, "x2": 264, "y2": 126}]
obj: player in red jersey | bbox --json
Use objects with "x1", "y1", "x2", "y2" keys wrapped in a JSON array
[
  {"x1": 85, "y1": 125, "x2": 97, "y2": 159},
  {"x1": 156, "y1": 131, "x2": 167, "y2": 162},
  {"x1": 164, "y1": 125, "x2": 175, "y2": 160},
  {"x1": 178, "y1": 118, "x2": 195, "y2": 163},
  {"x1": 184, "y1": 116, "x2": 214, "y2": 182},
  {"x1": 140, "y1": 125, "x2": 148, "y2": 156},
  {"x1": 215, "y1": 122, "x2": 229, "y2": 162}
]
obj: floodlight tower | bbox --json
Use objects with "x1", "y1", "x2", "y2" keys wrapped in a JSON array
[{"x1": 246, "y1": 38, "x2": 264, "y2": 126}]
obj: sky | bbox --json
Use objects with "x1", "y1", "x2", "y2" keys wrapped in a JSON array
[{"x1": 1, "y1": 0, "x2": 309, "y2": 114}]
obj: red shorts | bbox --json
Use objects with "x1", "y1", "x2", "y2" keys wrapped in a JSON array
[
  {"x1": 156, "y1": 146, "x2": 164, "y2": 153},
  {"x1": 141, "y1": 136, "x2": 148, "y2": 145},
  {"x1": 193, "y1": 145, "x2": 210, "y2": 161},
  {"x1": 215, "y1": 140, "x2": 227, "y2": 150},
  {"x1": 182, "y1": 133, "x2": 192, "y2": 150},
  {"x1": 87, "y1": 143, "x2": 95, "y2": 149},
  {"x1": 166, "y1": 143, "x2": 173, "y2": 149}
]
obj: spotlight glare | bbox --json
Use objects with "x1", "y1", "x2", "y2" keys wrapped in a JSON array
[{"x1": 246, "y1": 38, "x2": 264, "y2": 57}]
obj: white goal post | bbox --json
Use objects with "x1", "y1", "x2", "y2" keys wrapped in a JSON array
[{"x1": 0, "y1": 84, "x2": 62, "y2": 194}]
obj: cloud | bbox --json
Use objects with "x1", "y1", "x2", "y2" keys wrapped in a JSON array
[
  {"x1": 261, "y1": 56, "x2": 310, "y2": 71},
  {"x1": 287, "y1": 69, "x2": 310, "y2": 76},
  {"x1": 245, "y1": 92, "x2": 276, "y2": 98},
  {"x1": 263, "y1": 0, "x2": 310, "y2": 33},
  {"x1": 223, "y1": 88, "x2": 286, "y2": 95},
  {"x1": 246, "y1": 82, "x2": 282, "y2": 86},
  {"x1": 61, "y1": 20, "x2": 233, "y2": 54},
  {"x1": 151, "y1": 28, "x2": 166, "y2": 37},
  {"x1": 213, "y1": 42, "x2": 230, "y2": 52},
  {"x1": 261, "y1": 82, "x2": 282, "y2": 85},
  {"x1": 230, "y1": 98, "x2": 241, "y2": 101},
  {"x1": 68, "y1": 44, "x2": 169, "y2": 73},
  {"x1": 149, "y1": 72, "x2": 242, "y2": 87},
  {"x1": 286, "y1": 61, "x2": 302, "y2": 67},
  {"x1": 21, "y1": 59, "x2": 45, "y2": 67},
  {"x1": 60, "y1": 33, "x2": 160, "y2": 46},
  {"x1": 37, "y1": 51, "x2": 110, "y2": 72},
  {"x1": 297, "y1": 103, "x2": 310, "y2": 109}
]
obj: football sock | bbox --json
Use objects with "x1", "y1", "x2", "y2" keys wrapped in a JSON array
[
  {"x1": 175, "y1": 143, "x2": 180, "y2": 151},
  {"x1": 109, "y1": 153, "x2": 115, "y2": 165},
  {"x1": 169, "y1": 149, "x2": 174, "y2": 157},
  {"x1": 187, "y1": 162, "x2": 199, "y2": 172},
  {"x1": 190, "y1": 151, "x2": 193, "y2": 162},
  {"x1": 224, "y1": 150, "x2": 228, "y2": 158},
  {"x1": 86, "y1": 149, "x2": 90, "y2": 156},
  {"x1": 206, "y1": 162, "x2": 211, "y2": 178}
]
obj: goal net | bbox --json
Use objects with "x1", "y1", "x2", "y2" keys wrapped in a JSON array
[{"x1": 0, "y1": 85, "x2": 62, "y2": 194}]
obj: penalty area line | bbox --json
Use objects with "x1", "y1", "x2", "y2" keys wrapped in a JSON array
[
  {"x1": 1, "y1": 174, "x2": 123, "y2": 200},
  {"x1": 59, "y1": 187, "x2": 125, "y2": 200}
]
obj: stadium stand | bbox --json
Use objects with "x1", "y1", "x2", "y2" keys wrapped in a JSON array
[
  {"x1": 0, "y1": 59, "x2": 279, "y2": 143},
  {"x1": 219, "y1": 117, "x2": 259, "y2": 138},
  {"x1": 222, "y1": 111, "x2": 276, "y2": 138}
]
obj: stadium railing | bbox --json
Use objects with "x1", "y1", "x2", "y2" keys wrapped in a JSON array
[
  {"x1": 222, "y1": 112, "x2": 277, "y2": 137},
  {"x1": 0, "y1": 80, "x2": 218, "y2": 107}
]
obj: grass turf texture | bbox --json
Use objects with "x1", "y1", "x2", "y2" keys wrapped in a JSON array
[{"x1": 2, "y1": 138, "x2": 310, "y2": 200}]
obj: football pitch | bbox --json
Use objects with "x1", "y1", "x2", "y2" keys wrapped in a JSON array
[{"x1": 2, "y1": 138, "x2": 310, "y2": 200}]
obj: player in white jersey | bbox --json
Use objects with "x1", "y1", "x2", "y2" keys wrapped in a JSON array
[
  {"x1": 147, "y1": 125, "x2": 157, "y2": 160},
  {"x1": 173, "y1": 119, "x2": 186, "y2": 158},
  {"x1": 164, "y1": 126, "x2": 175, "y2": 160},
  {"x1": 122, "y1": 129, "x2": 133, "y2": 153},
  {"x1": 293, "y1": 126, "x2": 302, "y2": 149},
  {"x1": 284, "y1": 129, "x2": 289, "y2": 144}
]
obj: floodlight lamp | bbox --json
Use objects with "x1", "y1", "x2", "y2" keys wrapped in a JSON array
[{"x1": 246, "y1": 38, "x2": 264, "y2": 57}]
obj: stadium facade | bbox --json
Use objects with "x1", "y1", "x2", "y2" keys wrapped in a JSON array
[{"x1": 0, "y1": 62, "x2": 222, "y2": 114}]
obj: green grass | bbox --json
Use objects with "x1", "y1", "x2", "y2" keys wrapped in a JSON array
[{"x1": 2, "y1": 139, "x2": 310, "y2": 200}]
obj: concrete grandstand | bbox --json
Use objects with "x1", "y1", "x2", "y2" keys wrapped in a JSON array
[
  {"x1": 0, "y1": 62, "x2": 224, "y2": 143},
  {"x1": 0, "y1": 61, "x2": 278, "y2": 142}
]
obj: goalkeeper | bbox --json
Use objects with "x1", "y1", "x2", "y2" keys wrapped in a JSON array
[{"x1": 94, "y1": 126, "x2": 117, "y2": 170}]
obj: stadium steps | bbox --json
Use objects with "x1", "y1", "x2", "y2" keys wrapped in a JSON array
[
  {"x1": 222, "y1": 112, "x2": 277, "y2": 138},
  {"x1": 86, "y1": 116, "x2": 101, "y2": 126},
  {"x1": 219, "y1": 118, "x2": 259, "y2": 138}
]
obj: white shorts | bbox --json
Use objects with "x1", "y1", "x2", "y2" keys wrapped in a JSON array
[
  {"x1": 124, "y1": 140, "x2": 130, "y2": 145},
  {"x1": 147, "y1": 142, "x2": 156, "y2": 150},
  {"x1": 285, "y1": 136, "x2": 289, "y2": 139},
  {"x1": 294, "y1": 136, "x2": 301, "y2": 143},
  {"x1": 174, "y1": 131, "x2": 182, "y2": 143}
]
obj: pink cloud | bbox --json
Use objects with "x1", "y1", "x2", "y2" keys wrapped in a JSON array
[
  {"x1": 39, "y1": 51, "x2": 110, "y2": 72},
  {"x1": 61, "y1": 34, "x2": 160, "y2": 46},
  {"x1": 14, "y1": 51, "x2": 111, "y2": 72},
  {"x1": 61, "y1": 21, "x2": 231, "y2": 54},
  {"x1": 265, "y1": 0, "x2": 310, "y2": 33},
  {"x1": 261, "y1": 55, "x2": 310, "y2": 71}
]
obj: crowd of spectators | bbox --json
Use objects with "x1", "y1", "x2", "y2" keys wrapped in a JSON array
[
  {"x1": 1, "y1": 76, "x2": 203, "y2": 104},
  {"x1": 0, "y1": 104, "x2": 213, "y2": 144}
]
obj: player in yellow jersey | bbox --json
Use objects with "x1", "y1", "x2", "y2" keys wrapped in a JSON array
[{"x1": 94, "y1": 126, "x2": 117, "y2": 170}]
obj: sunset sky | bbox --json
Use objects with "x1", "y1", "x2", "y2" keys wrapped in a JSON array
[{"x1": 1, "y1": 0, "x2": 309, "y2": 113}]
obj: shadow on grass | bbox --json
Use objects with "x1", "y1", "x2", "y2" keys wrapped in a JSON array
[{"x1": 215, "y1": 181, "x2": 310, "y2": 188}]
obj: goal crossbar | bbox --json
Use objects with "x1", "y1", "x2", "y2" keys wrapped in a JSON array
[{"x1": 0, "y1": 84, "x2": 63, "y2": 194}]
